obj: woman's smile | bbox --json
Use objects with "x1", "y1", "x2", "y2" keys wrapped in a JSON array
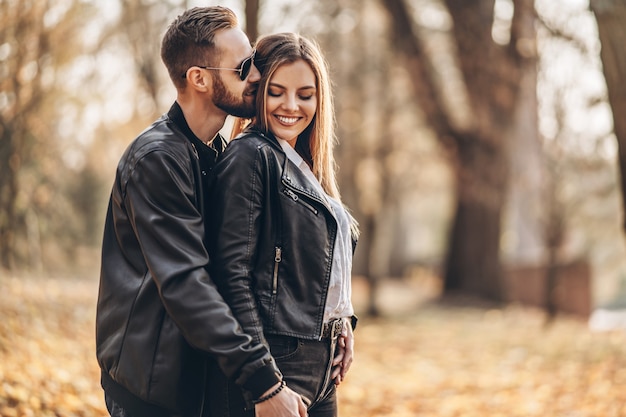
[{"x1": 274, "y1": 115, "x2": 302, "y2": 125}]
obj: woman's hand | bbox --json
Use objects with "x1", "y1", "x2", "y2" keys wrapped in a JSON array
[{"x1": 331, "y1": 318, "x2": 354, "y2": 385}]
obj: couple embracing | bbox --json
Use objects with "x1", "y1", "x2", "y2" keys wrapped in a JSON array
[{"x1": 96, "y1": 6, "x2": 358, "y2": 417}]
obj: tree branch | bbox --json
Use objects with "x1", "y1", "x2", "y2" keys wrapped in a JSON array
[{"x1": 379, "y1": 0, "x2": 454, "y2": 139}]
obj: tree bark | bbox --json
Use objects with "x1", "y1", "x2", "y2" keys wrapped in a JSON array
[
  {"x1": 0, "y1": 1, "x2": 45, "y2": 269},
  {"x1": 0, "y1": 121, "x2": 18, "y2": 269},
  {"x1": 117, "y1": 0, "x2": 165, "y2": 108},
  {"x1": 590, "y1": 0, "x2": 626, "y2": 233},
  {"x1": 381, "y1": 0, "x2": 536, "y2": 300},
  {"x1": 443, "y1": 133, "x2": 506, "y2": 299},
  {"x1": 245, "y1": 0, "x2": 260, "y2": 42},
  {"x1": 0, "y1": 0, "x2": 96, "y2": 270}
]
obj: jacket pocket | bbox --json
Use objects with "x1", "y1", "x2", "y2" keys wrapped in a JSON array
[
  {"x1": 265, "y1": 334, "x2": 301, "y2": 361},
  {"x1": 283, "y1": 188, "x2": 318, "y2": 215}
]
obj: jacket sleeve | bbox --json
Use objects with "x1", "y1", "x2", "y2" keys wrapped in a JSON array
[
  {"x1": 123, "y1": 145, "x2": 280, "y2": 398},
  {"x1": 208, "y1": 138, "x2": 272, "y2": 363}
]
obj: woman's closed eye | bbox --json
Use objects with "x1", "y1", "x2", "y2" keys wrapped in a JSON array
[{"x1": 268, "y1": 88, "x2": 315, "y2": 101}]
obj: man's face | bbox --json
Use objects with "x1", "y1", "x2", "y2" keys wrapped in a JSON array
[
  {"x1": 212, "y1": 71, "x2": 256, "y2": 118},
  {"x1": 211, "y1": 28, "x2": 261, "y2": 118}
]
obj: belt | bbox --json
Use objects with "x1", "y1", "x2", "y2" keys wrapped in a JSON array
[{"x1": 321, "y1": 318, "x2": 344, "y2": 339}]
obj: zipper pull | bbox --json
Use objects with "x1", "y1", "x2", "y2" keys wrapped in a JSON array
[
  {"x1": 274, "y1": 247, "x2": 282, "y2": 263},
  {"x1": 285, "y1": 189, "x2": 299, "y2": 201},
  {"x1": 272, "y1": 247, "x2": 282, "y2": 295}
]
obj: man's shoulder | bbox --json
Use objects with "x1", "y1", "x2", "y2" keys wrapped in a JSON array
[
  {"x1": 124, "y1": 116, "x2": 189, "y2": 160},
  {"x1": 115, "y1": 116, "x2": 193, "y2": 184}
]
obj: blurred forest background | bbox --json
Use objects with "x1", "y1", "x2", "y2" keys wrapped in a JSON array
[
  {"x1": 4, "y1": 0, "x2": 626, "y2": 415},
  {"x1": 3, "y1": 0, "x2": 626, "y2": 313}
]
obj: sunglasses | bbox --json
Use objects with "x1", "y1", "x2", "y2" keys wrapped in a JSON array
[{"x1": 183, "y1": 50, "x2": 256, "y2": 81}]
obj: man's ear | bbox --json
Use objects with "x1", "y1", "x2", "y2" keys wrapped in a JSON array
[{"x1": 186, "y1": 68, "x2": 211, "y2": 93}]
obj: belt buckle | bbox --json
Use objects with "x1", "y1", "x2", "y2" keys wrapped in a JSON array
[
  {"x1": 334, "y1": 319, "x2": 343, "y2": 335},
  {"x1": 330, "y1": 318, "x2": 343, "y2": 338}
]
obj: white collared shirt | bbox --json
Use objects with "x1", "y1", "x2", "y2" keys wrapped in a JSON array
[{"x1": 277, "y1": 139, "x2": 354, "y2": 323}]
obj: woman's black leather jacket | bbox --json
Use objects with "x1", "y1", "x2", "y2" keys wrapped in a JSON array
[
  {"x1": 208, "y1": 128, "x2": 357, "y2": 347},
  {"x1": 96, "y1": 103, "x2": 280, "y2": 417}
]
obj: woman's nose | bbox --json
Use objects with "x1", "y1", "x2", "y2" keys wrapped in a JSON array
[{"x1": 282, "y1": 94, "x2": 297, "y2": 111}]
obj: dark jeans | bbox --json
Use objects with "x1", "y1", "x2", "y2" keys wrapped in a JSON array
[{"x1": 208, "y1": 331, "x2": 341, "y2": 417}]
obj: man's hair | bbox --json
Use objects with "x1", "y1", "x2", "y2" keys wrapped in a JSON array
[
  {"x1": 252, "y1": 33, "x2": 340, "y2": 201},
  {"x1": 161, "y1": 6, "x2": 238, "y2": 89}
]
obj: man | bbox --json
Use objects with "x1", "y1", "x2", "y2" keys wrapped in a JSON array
[{"x1": 96, "y1": 7, "x2": 306, "y2": 417}]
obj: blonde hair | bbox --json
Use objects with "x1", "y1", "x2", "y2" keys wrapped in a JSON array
[{"x1": 234, "y1": 33, "x2": 341, "y2": 201}]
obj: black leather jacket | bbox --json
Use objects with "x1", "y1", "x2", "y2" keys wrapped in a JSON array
[
  {"x1": 208, "y1": 128, "x2": 357, "y2": 346},
  {"x1": 96, "y1": 103, "x2": 280, "y2": 417}
]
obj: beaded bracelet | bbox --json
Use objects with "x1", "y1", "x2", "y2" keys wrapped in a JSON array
[{"x1": 253, "y1": 380, "x2": 286, "y2": 404}]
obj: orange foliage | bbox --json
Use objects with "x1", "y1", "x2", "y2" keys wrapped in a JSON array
[{"x1": 1, "y1": 275, "x2": 626, "y2": 417}]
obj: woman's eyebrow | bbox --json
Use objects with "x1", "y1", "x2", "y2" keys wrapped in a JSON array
[{"x1": 269, "y1": 82, "x2": 316, "y2": 90}]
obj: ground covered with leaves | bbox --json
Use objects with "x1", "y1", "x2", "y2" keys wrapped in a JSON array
[{"x1": 1, "y1": 274, "x2": 626, "y2": 417}]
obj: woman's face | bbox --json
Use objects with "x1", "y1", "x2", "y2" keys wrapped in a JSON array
[{"x1": 265, "y1": 59, "x2": 317, "y2": 147}]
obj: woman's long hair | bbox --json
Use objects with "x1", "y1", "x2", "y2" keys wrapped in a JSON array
[{"x1": 233, "y1": 33, "x2": 341, "y2": 201}]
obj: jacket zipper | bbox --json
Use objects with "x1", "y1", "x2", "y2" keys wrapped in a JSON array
[
  {"x1": 283, "y1": 188, "x2": 319, "y2": 214},
  {"x1": 272, "y1": 246, "x2": 282, "y2": 294},
  {"x1": 318, "y1": 225, "x2": 338, "y2": 340}
]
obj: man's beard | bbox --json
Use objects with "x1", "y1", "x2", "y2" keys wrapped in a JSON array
[{"x1": 212, "y1": 74, "x2": 256, "y2": 118}]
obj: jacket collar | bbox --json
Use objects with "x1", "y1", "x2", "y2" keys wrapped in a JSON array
[
  {"x1": 167, "y1": 102, "x2": 225, "y2": 162},
  {"x1": 244, "y1": 126, "x2": 332, "y2": 212}
]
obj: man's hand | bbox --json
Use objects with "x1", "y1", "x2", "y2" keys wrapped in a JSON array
[
  {"x1": 255, "y1": 383, "x2": 308, "y2": 417},
  {"x1": 331, "y1": 318, "x2": 354, "y2": 385}
]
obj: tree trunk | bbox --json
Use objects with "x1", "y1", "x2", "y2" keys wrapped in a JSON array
[
  {"x1": 320, "y1": 0, "x2": 398, "y2": 313},
  {"x1": 245, "y1": 0, "x2": 259, "y2": 42},
  {"x1": 590, "y1": 0, "x2": 626, "y2": 233},
  {"x1": 117, "y1": 0, "x2": 169, "y2": 109},
  {"x1": 381, "y1": 0, "x2": 536, "y2": 300},
  {"x1": 443, "y1": 133, "x2": 506, "y2": 299},
  {"x1": 0, "y1": 0, "x2": 101, "y2": 270},
  {"x1": 504, "y1": 63, "x2": 545, "y2": 265},
  {"x1": 0, "y1": 123, "x2": 18, "y2": 269},
  {"x1": 360, "y1": 214, "x2": 381, "y2": 317},
  {"x1": 0, "y1": 1, "x2": 45, "y2": 270}
]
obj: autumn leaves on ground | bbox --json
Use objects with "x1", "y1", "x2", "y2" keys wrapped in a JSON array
[{"x1": 2, "y1": 274, "x2": 626, "y2": 417}]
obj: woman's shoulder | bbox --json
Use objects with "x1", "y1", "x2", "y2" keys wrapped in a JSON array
[
  {"x1": 227, "y1": 129, "x2": 280, "y2": 154},
  {"x1": 219, "y1": 130, "x2": 282, "y2": 170},
  {"x1": 229, "y1": 131, "x2": 265, "y2": 148}
]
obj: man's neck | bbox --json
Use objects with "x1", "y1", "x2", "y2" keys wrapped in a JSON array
[{"x1": 177, "y1": 97, "x2": 226, "y2": 145}]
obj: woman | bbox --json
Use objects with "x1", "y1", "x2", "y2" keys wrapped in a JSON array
[{"x1": 207, "y1": 32, "x2": 359, "y2": 417}]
